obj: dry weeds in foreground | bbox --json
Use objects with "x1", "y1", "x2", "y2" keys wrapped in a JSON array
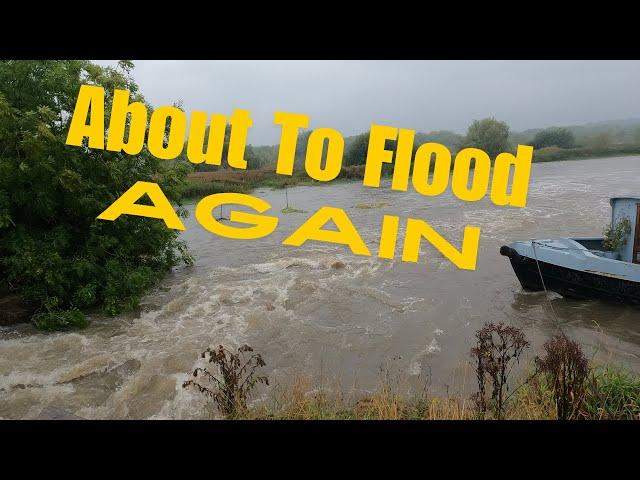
[{"x1": 236, "y1": 373, "x2": 558, "y2": 420}]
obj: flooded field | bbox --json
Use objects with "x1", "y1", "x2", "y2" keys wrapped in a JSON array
[{"x1": 2, "y1": 155, "x2": 640, "y2": 419}]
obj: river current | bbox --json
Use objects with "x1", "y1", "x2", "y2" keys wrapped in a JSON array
[{"x1": 2, "y1": 156, "x2": 640, "y2": 419}]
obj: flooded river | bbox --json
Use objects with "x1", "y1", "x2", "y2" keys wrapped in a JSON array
[{"x1": 2, "y1": 156, "x2": 640, "y2": 419}]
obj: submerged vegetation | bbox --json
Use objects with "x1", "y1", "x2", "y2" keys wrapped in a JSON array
[
  {"x1": 354, "y1": 202, "x2": 389, "y2": 209},
  {"x1": 187, "y1": 324, "x2": 640, "y2": 420},
  {"x1": 281, "y1": 206, "x2": 305, "y2": 214}
]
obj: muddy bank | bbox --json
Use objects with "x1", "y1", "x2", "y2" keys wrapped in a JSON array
[{"x1": 0, "y1": 294, "x2": 33, "y2": 326}]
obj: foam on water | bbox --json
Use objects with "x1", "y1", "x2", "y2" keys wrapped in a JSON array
[{"x1": 3, "y1": 156, "x2": 640, "y2": 418}]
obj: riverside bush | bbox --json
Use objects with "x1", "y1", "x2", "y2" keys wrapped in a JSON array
[{"x1": 0, "y1": 60, "x2": 193, "y2": 329}]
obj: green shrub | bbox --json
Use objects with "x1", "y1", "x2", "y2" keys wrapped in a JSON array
[
  {"x1": 0, "y1": 60, "x2": 192, "y2": 330},
  {"x1": 603, "y1": 216, "x2": 632, "y2": 251}
]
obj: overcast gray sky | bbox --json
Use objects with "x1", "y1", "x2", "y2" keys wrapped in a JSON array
[{"x1": 97, "y1": 60, "x2": 640, "y2": 145}]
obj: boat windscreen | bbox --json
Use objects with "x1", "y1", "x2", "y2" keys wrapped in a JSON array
[{"x1": 572, "y1": 238, "x2": 605, "y2": 250}]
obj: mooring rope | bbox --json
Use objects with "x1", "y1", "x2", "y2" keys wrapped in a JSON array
[{"x1": 531, "y1": 240, "x2": 564, "y2": 334}]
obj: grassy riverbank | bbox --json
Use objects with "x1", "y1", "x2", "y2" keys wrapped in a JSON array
[
  {"x1": 185, "y1": 333, "x2": 640, "y2": 421},
  {"x1": 184, "y1": 146, "x2": 640, "y2": 200},
  {"x1": 183, "y1": 317, "x2": 640, "y2": 421},
  {"x1": 182, "y1": 165, "x2": 365, "y2": 200},
  {"x1": 220, "y1": 364, "x2": 640, "y2": 420}
]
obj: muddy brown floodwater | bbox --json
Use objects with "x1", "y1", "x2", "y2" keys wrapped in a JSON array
[{"x1": 2, "y1": 156, "x2": 640, "y2": 419}]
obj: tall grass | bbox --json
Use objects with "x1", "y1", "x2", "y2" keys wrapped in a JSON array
[
  {"x1": 583, "y1": 367, "x2": 640, "y2": 420},
  {"x1": 240, "y1": 375, "x2": 472, "y2": 420},
  {"x1": 184, "y1": 326, "x2": 640, "y2": 420},
  {"x1": 238, "y1": 374, "x2": 558, "y2": 420},
  {"x1": 225, "y1": 364, "x2": 640, "y2": 420}
]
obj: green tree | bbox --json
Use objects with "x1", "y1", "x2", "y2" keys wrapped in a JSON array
[
  {"x1": 192, "y1": 124, "x2": 232, "y2": 172},
  {"x1": 590, "y1": 132, "x2": 612, "y2": 148},
  {"x1": 414, "y1": 130, "x2": 465, "y2": 154},
  {"x1": 249, "y1": 144, "x2": 278, "y2": 169},
  {"x1": 0, "y1": 60, "x2": 193, "y2": 330},
  {"x1": 191, "y1": 125, "x2": 266, "y2": 171},
  {"x1": 344, "y1": 132, "x2": 370, "y2": 166},
  {"x1": 464, "y1": 118, "x2": 510, "y2": 159},
  {"x1": 532, "y1": 127, "x2": 575, "y2": 149},
  {"x1": 293, "y1": 129, "x2": 312, "y2": 170}
]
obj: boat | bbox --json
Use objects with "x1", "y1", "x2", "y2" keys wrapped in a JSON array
[{"x1": 500, "y1": 197, "x2": 640, "y2": 305}]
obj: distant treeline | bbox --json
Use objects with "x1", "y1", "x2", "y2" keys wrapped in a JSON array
[
  {"x1": 532, "y1": 143, "x2": 640, "y2": 162},
  {"x1": 193, "y1": 117, "x2": 640, "y2": 172}
]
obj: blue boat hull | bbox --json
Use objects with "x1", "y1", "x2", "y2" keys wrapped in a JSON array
[{"x1": 500, "y1": 245, "x2": 640, "y2": 305}]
